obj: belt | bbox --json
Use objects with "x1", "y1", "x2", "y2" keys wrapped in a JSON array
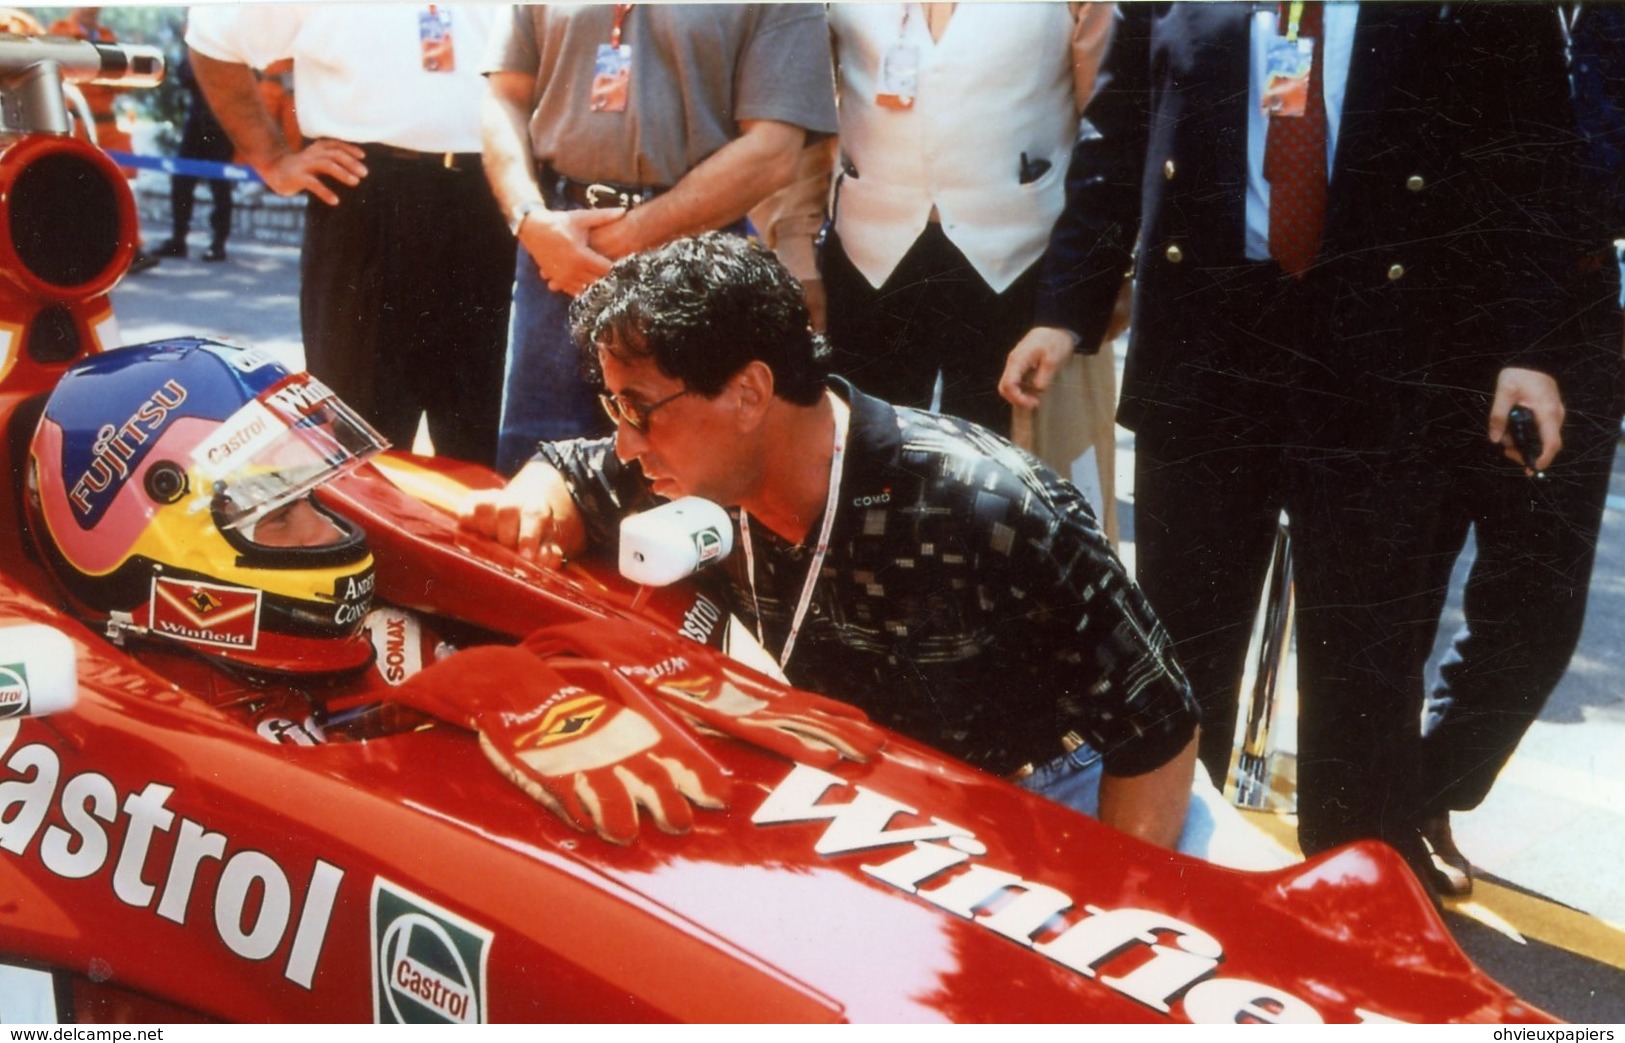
[
  {"x1": 362, "y1": 143, "x2": 481, "y2": 172},
  {"x1": 1006, "y1": 730, "x2": 1088, "y2": 782},
  {"x1": 540, "y1": 165, "x2": 664, "y2": 210}
]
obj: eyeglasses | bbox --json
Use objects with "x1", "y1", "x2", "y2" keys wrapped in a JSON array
[{"x1": 598, "y1": 387, "x2": 691, "y2": 433}]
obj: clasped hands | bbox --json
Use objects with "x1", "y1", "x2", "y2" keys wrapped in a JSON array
[{"x1": 516, "y1": 204, "x2": 651, "y2": 298}]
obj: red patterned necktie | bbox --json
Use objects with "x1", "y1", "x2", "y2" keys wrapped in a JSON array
[{"x1": 1264, "y1": 1, "x2": 1327, "y2": 276}]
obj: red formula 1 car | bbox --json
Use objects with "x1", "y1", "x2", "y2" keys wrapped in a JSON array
[{"x1": 0, "y1": 34, "x2": 1556, "y2": 1025}]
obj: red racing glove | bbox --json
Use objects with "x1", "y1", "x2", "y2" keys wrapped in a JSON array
[
  {"x1": 389, "y1": 645, "x2": 727, "y2": 844},
  {"x1": 522, "y1": 620, "x2": 885, "y2": 768}
]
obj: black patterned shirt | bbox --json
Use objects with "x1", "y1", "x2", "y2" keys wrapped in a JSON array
[{"x1": 535, "y1": 380, "x2": 1196, "y2": 777}]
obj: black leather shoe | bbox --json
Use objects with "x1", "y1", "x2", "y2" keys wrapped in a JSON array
[
  {"x1": 1421, "y1": 814, "x2": 1473, "y2": 897},
  {"x1": 127, "y1": 251, "x2": 160, "y2": 274},
  {"x1": 153, "y1": 239, "x2": 187, "y2": 259},
  {"x1": 202, "y1": 244, "x2": 227, "y2": 263}
]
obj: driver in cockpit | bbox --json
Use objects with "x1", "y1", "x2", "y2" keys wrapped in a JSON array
[{"x1": 19, "y1": 340, "x2": 879, "y2": 843}]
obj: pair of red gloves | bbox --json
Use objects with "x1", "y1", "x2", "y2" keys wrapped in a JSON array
[{"x1": 390, "y1": 620, "x2": 883, "y2": 844}]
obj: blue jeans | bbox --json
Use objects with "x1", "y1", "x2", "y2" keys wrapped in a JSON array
[
  {"x1": 495, "y1": 246, "x2": 608, "y2": 475},
  {"x1": 1019, "y1": 742, "x2": 1293, "y2": 869}
]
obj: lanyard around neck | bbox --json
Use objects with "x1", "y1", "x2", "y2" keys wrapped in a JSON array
[
  {"x1": 1283, "y1": 0, "x2": 1306, "y2": 41},
  {"x1": 739, "y1": 391, "x2": 850, "y2": 673},
  {"x1": 610, "y1": 4, "x2": 633, "y2": 48}
]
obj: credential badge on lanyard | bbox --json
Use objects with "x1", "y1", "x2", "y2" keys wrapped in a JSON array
[
  {"x1": 419, "y1": 5, "x2": 455, "y2": 73},
  {"x1": 1261, "y1": 1, "x2": 1315, "y2": 119},
  {"x1": 592, "y1": 4, "x2": 635, "y2": 113},
  {"x1": 876, "y1": 5, "x2": 920, "y2": 111}
]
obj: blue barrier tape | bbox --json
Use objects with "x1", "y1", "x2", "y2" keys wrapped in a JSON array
[{"x1": 105, "y1": 150, "x2": 261, "y2": 184}]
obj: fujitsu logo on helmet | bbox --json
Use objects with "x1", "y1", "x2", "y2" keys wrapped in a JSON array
[{"x1": 68, "y1": 380, "x2": 188, "y2": 515}]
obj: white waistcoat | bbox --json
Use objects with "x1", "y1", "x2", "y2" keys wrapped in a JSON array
[{"x1": 830, "y1": 3, "x2": 1077, "y2": 293}]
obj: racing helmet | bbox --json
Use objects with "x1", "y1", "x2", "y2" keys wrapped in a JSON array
[{"x1": 24, "y1": 339, "x2": 389, "y2": 675}]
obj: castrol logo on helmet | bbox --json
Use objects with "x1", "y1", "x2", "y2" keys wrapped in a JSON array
[
  {"x1": 193, "y1": 399, "x2": 281, "y2": 474},
  {"x1": 371, "y1": 880, "x2": 491, "y2": 1024}
]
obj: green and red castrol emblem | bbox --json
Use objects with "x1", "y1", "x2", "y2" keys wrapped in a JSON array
[
  {"x1": 0, "y1": 663, "x2": 28, "y2": 719},
  {"x1": 370, "y1": 879, "x2": 491, "y2": 1024}
]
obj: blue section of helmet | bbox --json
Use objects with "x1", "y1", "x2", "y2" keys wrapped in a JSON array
[{"x1": 44, "y1": 339, "x2": 292, "y2": 529}]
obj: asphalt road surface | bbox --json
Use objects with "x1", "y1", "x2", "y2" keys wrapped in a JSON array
[{"x1": 111, "y1": 229, "x2": 1625, "y2": 1024}]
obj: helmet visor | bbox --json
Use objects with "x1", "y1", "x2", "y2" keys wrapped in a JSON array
[{"x1": 189, "y1": 373, "x2": 388, "y2": 531}]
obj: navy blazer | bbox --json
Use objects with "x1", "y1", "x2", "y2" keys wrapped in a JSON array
[
  {"x1": 1034, "y1": 2, "x2": 1583, "y2": 437},
  {"x1": 1569, "y1": 3, "x2": 1625, "y2": 239}
]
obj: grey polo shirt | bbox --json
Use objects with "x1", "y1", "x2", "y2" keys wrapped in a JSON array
[{"x1": 487, "y1": 4, "x2": 838, "y2": 188}]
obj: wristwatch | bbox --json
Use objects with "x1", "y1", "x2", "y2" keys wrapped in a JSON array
[{"x1": 509, "y1": 200, "x2": 545, "y2": 236}]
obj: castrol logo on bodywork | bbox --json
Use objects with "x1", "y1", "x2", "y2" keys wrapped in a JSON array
[
  {"x1": 0, "y1": 664, "x2": 27, "y2": 719},
  {"x1": 371, "y1": 879, "x2": 491, "y2": 1024},
  {"x1": 0, "y1": 738, "x2": 343, "y2": 988}
]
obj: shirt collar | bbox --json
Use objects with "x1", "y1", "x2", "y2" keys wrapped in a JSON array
[{"x1": 826, "y1": 376, "x2": 902, "y2": 472}]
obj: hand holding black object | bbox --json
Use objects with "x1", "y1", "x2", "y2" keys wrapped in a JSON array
[{"x1": 1508, "y1": 405, "x2": 1545, "y2": 477}]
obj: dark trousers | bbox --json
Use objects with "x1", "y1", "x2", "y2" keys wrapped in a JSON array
[
  {"x1": 1130, "y1": 266, "x2": 1433, "y2": 869},
  {"x1": 1415, "y1": 267, "x2": 1625, "y2": 817},
  {"x1": 1136, "y1": 419, "x2": 1432, "y2": 866},
  {"x1": 820, "y1": 223, "x2": 1035, "y2": 436},
  {"x1": 170, "y1": 175, "x2": 233, "y2": 247},
  {"x1": 171, "y1": 109, "x2": 235, "y2": 247},
  {"x1": 301, "y1": 150, "x2": 513, "y2": 467}
]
